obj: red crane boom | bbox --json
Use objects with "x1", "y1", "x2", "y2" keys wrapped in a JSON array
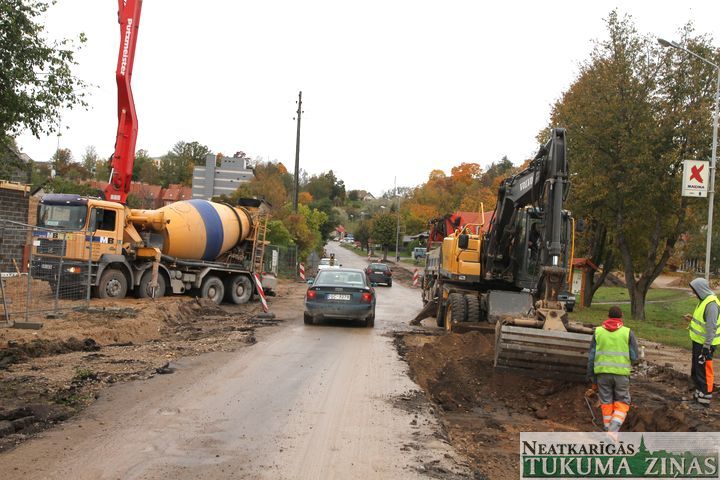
[{"x1": 104, "y1": 0, "x2": 143, "y2": 203}]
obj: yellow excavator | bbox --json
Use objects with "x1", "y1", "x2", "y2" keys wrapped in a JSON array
[{"x1": 416, "y1": 128, "x2": 592, "y2": 380}]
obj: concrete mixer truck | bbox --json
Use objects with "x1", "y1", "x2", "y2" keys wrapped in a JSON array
[{"x1": 31, "y1": 195, "x2": 272, "y2": 304}]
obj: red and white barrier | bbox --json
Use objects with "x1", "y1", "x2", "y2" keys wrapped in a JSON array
[
  {"x1": 299, "y1": 263, "x2": 305, "y2": 281},
  {"x1": 412, "y1": 268, "x2": 420, "y2": 287},
  {"x1": 253, "y1": 273, "x2": 269, "y2": 312}
]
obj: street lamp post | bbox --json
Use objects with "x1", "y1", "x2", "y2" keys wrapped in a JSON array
[{"x1": 659, "y1": 38, "x2": 720, "y2": 281}]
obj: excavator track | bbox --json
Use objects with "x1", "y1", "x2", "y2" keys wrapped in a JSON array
[{"x1": 494, "y1": 324, "x2": 592, "y2": 381}]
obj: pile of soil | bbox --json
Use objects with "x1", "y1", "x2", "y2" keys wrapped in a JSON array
[
  {"x1": 391, "y1": 264, "x2": 417, "y2": 287},
  {"x1": 396, "y1": 330, "x2": 720, "y2": 480}
]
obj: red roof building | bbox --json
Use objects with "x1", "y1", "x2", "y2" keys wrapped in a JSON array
[{"x1": 161, "y1": 184, "x2": 193, "y2": 206}]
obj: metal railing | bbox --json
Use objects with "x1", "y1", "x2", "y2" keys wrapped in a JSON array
[{"x1": 0, "y1": 221, "x2": 94, "y2": 326}]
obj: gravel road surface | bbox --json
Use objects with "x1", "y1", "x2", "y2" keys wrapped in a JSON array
[{"x1": 1, "y1": 243, "x2": 471, "y2": 479}]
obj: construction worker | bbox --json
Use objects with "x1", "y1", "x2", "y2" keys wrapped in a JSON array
[
  {"x1": 587, "y1": 306, "x2": 639, "y2": 432},
  {"x1": 688, "y1": 278, "x2": 720, "y2": 407}
]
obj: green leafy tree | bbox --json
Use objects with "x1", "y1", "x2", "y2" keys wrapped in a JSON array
[
  {"x1": 160, "y1": 140, "x2": 211, "y2": 186},
  {"x1": 551, "y1": 13, "x2": 717, "y2": 318},
  {"x1": 81, "y1": 146, "x2": 99, "y2": 177},
  {"x1": 279, "y1": 204, "x2": 328, "y2": 259},
  {"x1": 94, "y1": 156, "x2": 111, "y2": 181},
  {"x1": 480, "y1": 156, "x2": 514, "y2": 187},
  {"x1": 132, "y1": 149, "x2": 160, "y2": 184},
  {"x1": 51, "y1": 148, "x2": 73, "y2": 176},
  {"x1": 44, "y1": 176, "x2": 99, "y2": 196},
  {"x1": 304, "y1": 170, "x2": 346, "y2": 206},
  {"x1": 309, "y1": 198, "x2": 344, "y2": 240},
  {"x1": 230, "y1": 161, "x2": 292, "y2": 210},
  {"x1": 355, "y1": 220, "x2": 372, "y2": 251},
  {"x1": 371, "y1": 213, "x2": 396, "y2": 261},
  {"x1": 266, "y1": 219, "x2": 295, "y2": 247},
  {"x1": 0, "y1": 138, "x2": 31, "y2": 182},
  {"x1": 0, "y1": 0, "x2": 87, "y2": 142}
]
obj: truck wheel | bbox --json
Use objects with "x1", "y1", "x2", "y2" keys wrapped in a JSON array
[
  {"x1": 465, "y1": 295, "x2": 480, "y2": 323},
  {"x1": 137, "y1": 271, "x2": 166, "y2": 299},
  {"x1": 444, "y1": 293, "x2": 467, "y2": 331},
  {"x1": 225, "y1": 275, "x2": 253, "y2": 304},
  {"x1": 200, "y1": 276, "x2": 224, "y2": 304},
  {"x1": 95, "y1": 268, "x2": 128, "y2": 299}
]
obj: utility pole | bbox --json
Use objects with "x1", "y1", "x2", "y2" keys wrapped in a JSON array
[
  {"x1": 394, "y1": 177, "x2": 401, "y2": 262},
  {"x1": 293, "y1": 91, "x2": 303, "y2": 213}
]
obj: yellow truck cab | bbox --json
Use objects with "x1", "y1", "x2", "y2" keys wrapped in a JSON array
[{"x1": 33, "y1": 194, "x2": 143, "y2": 298}]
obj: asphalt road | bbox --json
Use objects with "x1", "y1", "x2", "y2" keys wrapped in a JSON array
[{"x1": 1, "y1": 242, "x2": 469, "y2": 479}]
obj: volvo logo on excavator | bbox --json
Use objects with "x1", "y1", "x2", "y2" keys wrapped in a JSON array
[
  {"x1": 120, "y1": 18, "x2": 133, "y2": 76},
  {"x1": 519, "y1": 177, "x2": 533, "y2": 192}
]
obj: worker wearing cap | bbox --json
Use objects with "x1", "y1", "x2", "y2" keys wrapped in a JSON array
[
  {"x1": 587, "y1": 306, "x2": 639, "y2": 432},
  {"x1": 688, "y1": 278, "x2": 720, "y2": 407}
]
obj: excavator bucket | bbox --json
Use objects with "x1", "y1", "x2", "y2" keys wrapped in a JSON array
[{"x1": 494, "y1": 324, "x2": 592, "y2": 382}]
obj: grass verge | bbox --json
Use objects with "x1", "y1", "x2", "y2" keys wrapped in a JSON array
[{"x1": 572, "y1": 287, "x2": 695, "y2": 350}]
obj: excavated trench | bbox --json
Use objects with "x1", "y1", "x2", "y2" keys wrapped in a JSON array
[{"x1": 395, "y1": 330, "x2": 720, "y2": 480}]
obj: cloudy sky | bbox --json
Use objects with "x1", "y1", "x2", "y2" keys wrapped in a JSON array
[{"x1": 15, "y1": 0, "x2": 720, "y2": 196}]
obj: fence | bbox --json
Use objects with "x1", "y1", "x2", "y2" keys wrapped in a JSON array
[
  {"x1": 263, "y1": 244, "x2": 299, "y2": 279},
  {"x1": 0, "y1": 221, "x2": 94, "y2": 326}
]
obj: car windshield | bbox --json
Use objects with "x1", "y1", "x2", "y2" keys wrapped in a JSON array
[
  {"x1": 38, "y1": 204, "x2": 88, "y2": 230},
  {"x1": 370, "y1": 264, "x2": 388, "y2": 271},
  {"x1": 315, "y1": 271, "x2": 365, "y2": 287}
]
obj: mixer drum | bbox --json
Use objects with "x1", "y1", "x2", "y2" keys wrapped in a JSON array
[{"x1": 155, "y1": 200, "x2": 252, "y2": 261}]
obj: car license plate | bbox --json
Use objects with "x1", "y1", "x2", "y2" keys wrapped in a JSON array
[
  {"x1": 41, "y1": 264, "x2": 53, "y2": 270},
  {"x1": 327, "y1": 294, "x2": 351, "y2": 301}
]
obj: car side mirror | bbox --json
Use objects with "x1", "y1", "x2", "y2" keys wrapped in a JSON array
[{"x1": 458, "y1": 234, "x2": 469, "y2": 250}]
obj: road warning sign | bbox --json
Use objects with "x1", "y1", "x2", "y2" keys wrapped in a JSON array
[{"x1": 682, "y1": 160, "x2": 709, "y2": 197}]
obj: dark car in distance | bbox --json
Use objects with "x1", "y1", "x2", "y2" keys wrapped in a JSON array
[
  {"x1": 304, "y1": 268, "x2": 376, "y2": 327},
  {"x1": 365, "y1": 262, "x2": 392, "y2": 287}
]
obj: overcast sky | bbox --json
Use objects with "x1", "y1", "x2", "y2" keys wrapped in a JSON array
[{"x1": 15, "y1": 0, "x2": 720, "y2": 196}]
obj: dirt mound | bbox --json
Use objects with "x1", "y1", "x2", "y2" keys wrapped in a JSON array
[
  {"x1": 399, "y1": 332, "x2": 493, "y2": 411},
  {"x1": 396, "y1": 329, "x2": 720, "y2": 480},
  {"x1": 0, "y1": 337, "x2": 99, "y2": 369}
]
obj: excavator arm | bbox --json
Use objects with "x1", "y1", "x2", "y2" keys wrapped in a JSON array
[
  {"x1": 104, "y1": 0, "x2": 143, "y2": 203},
  {"x1": 483, "y1": 128, "x2": 569, "y2": 282}
]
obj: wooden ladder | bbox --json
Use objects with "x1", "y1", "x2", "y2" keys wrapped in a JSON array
[{"x1": 251, "y1": 212, "x2": 269, "y2": 273}]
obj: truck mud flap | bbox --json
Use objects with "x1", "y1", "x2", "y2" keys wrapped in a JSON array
[{"x1": 494, "y1": 324, "x2": 592, "y2": 382}]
